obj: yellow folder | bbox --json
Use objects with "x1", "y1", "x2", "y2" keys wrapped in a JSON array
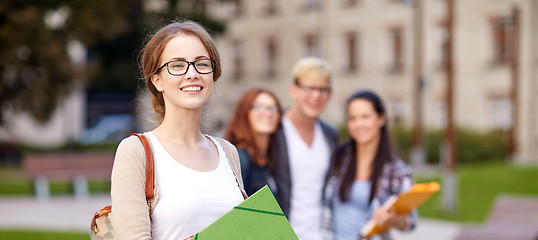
[
  {"x1": 360, "y1": 181, "x2": 441, "y2": 238},
  {"x1": 187, "y1": 185, "x2": 298, "y2": 239}
]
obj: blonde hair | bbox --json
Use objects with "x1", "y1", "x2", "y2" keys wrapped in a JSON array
[{"x1": 291, "y1": 57, "x2": 332, "y2": 84}]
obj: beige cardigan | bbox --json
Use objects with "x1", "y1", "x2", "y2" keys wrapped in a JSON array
[{"x1": 110, "y1": 134, "x2": 247, "y2": 240}]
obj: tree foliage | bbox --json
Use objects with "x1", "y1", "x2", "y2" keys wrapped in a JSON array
[
  {"x1": 0, "y1": 0, "x2": 225, "y2": 123},
  {"x1": 0, "y1": 0, "x2": 141, "y2": 123}
]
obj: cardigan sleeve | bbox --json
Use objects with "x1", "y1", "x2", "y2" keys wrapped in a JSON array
[
  {"x1": 390, "y1": 159, "x2": 418, "y2": 232},
  {"x1": 367, "y1": 158, "x2": 418, "y2": 239},
  {"x1": 111, "y1": 135, "x2": 152, "y2": 240}
]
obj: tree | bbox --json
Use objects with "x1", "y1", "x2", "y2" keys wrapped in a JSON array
[
  {"x1": 0, "y1": 0, "x2": 225, "y2": 125},
  {"x1": 0, "y1": 0, "x2": 141, "y2": 123}
]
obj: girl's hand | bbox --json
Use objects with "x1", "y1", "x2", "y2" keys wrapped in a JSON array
[{"x1": 373, "y1": 207, "x2": 405, "y2": 228}]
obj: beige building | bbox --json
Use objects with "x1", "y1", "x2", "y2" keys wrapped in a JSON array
[{"x1": 205, "y1": 0, "x2": 538, "y2": 162}]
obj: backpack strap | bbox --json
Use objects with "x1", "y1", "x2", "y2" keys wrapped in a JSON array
[
  {"x1": 130, "y1": 133, "x2": 155, "y2": 202},
  {"x1": 216, "y1": 137, "x2": 248, "y2": 199},
  {"x1": 91, "y1": 133, "x2": 155, "y2": 236}
]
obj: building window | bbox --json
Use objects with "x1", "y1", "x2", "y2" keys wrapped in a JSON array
[
  {"x1": 345, "y1": 32, "x2": 359, "y2": 73},
  {"x1": 263, "y1": 0, "x2": 277, "y2": 15},
  {"x1": 490, "y1": 15, "x2": 514, "y2": 65},
  {"x1": 232, "y1": 0, "x2": 243, "y2": 17},
  {"x1": 265, "y1": 37, "x2": 278, "y2": 78},
  {"x1": 343, "y1": 0, "x2": 359, "y2": 7},
  {"x1": 198, "y1": 0, "x2": 207, "y2": 13},
  {"x1": 435, "y1": 19, "x2": 449, "y2": 71},
  {"x1": 440, "y1": 31, "x2": 449, "y2": 71},
  {"x1": 435, "y1": 101, "x2": 447, "y2": 128},
  {"x1": 304, "y1": 33, "x2": 319, "y2": 57},
  {"x1": 488, "y1": 97, "x2": 512, "y2": 130},
  {"x1": 177, "y1": 0, "x2": 207, "y2": 13},
  {"x1": 231, "y1": 40, "x2": 244, "y2": 81},
  {"x1": 301, "y1": 0, "x2": 321, "y2": 11},
  {"x1": 389, "y1": 27, "x2": 404, "y2": 73},
  {"x1": 388, "y1": 99, "x2": 405, "y2": 125}
]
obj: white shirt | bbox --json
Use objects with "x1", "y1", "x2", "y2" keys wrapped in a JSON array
[
  {"x1": 147, "y1": 132, "x2": 244, "y2": 240},
  {"x1": 282, "y1": 116, "x2": 331, "y2": 240}
]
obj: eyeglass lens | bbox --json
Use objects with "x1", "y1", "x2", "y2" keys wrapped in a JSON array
[
  {"x1": 251, "y1": 105, "x2": 279, "y2": 114},
  {"x1": 167, "y1": 59, "x2": 214, "y2": 75},
  {"x1": 296, "y1": 83, "x2": 331, "y2": 95}
]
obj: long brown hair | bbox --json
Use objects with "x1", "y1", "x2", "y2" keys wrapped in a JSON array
[
  {"x1": 225, "y1": 87, "x2": 282, "y2": 166},
  {"x1": 140, "y1": 20, "x2": 221, "y2": 123},
  {"x1": 335, "y1": 90, "x2": 395, "y2": 203}
]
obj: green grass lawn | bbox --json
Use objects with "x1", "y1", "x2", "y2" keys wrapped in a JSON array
[
  {"x1": 415, "y1": 162, "x2": 538, "y2": 223},
  {"x1": 0, "y1": 167, "x2": 110, "y2": 196},
  {"x1": 0, "y1": 167, "x2": 106, "y2": 239},
  {"x1": 0, "y1": 229, "x2": 89, "y2": 240}
]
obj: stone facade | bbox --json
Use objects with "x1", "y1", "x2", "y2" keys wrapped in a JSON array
[{"x1": 206, "y1": 0, "x2": 538, "y2": 162}]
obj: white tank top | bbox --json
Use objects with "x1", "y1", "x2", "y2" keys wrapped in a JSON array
[{"x1": 147, "y1": 132, "x2": 244, "y2": 240}]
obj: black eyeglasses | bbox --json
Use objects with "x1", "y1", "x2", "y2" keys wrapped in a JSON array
[
  {"x1": 295, "y1": 81, "x2": 331, "y2": 96},
  {"x1": 154, "y1": 59, "x2": 216, "y2": 76}
]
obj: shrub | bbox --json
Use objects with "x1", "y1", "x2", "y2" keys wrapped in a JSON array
[
  {"x1": 340, "y1": 123, "x2": 509, "y2": 164},
  {"x1": 392, "y1": 126, "x2": 508, "y2": 164}
]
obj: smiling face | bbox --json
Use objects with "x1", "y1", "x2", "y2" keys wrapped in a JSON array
[
  {"x1": 151, "y1": 33, "x2": 214, "y2": 111},
  {"x1": 290, "y1": 76, "x2": 331, "y2": 119},
  {"x1": 347, "y1": 98, "x2": 386, "y2": 146},
  {"x1": 248, "y1": 92, "x2": 280, "y2": 135},
  {"x1": 289, "y1": 58, "x2": 332, "y2": 120}
]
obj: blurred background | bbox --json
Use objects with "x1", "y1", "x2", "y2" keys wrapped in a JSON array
[{"x1": 0, "y1": 0, "x2": 537, "y2": 239}]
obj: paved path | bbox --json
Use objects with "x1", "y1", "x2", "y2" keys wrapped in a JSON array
[
  {"x1": 0, "y1": 195, "x2": 110, "y2": 232},
  {"x1": 0, "y1": 195, "x2": 461, "y2": 239},
  {"x1": 393, "y1": 219, "x2": 462, "y2": 240}
]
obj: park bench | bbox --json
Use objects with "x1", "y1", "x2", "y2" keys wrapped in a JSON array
[
  {"x1": 455, "y1": 194, "x2": 538, "y2": 240},
  {"x1": 22, "y1": 152, "x2": 115, "y2": 200}
]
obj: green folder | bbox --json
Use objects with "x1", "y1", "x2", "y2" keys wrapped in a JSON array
[{"x1": 190, "y1": 185, "x2": 298, "y2": 239}]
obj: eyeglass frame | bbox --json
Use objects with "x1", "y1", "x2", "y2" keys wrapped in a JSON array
[
  {"x1": 154, "y1": 59, "x2": 216, "y2": 76},
  {"x1": 294, "y1": 80, "x2": 332, "y2": 96},
  {"x1": 250, "y1": 104, "x2": 280, "y2": 114}
]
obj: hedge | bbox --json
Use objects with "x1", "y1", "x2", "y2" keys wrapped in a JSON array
[{"x1": 339, "y1": 124, "x2": 509, "y2": 164}]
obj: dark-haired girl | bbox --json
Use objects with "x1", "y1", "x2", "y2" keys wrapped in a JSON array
[{"x1": 322, "y1": 90, "x2": 417, "y2": 240}]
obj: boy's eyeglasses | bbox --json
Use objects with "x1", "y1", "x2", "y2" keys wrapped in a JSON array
[{"x1": 295, "y1": 81, "x2": 331, "y2": 97}]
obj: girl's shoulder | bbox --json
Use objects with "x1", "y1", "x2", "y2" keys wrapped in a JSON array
[
  {"x1": 392, "y1": 156, "x2": 412, "y2": 169},
  {"x1": 386, "y1": 156, "x2": 413, "y2": 179},
  {"x1": 115, "y1": 135, "x2": 147, "y2": 156},
  {"x1": 117, "y1": 134, "x2": 144, "y2": 149},
  {"x1": 113, "y1": 134, "x2": 151, "y2": 168}
]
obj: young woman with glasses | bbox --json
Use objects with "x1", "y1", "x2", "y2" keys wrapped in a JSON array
[
  {"x1": 110, "y1": 20, "x2": 247, "y2": 240},
  {"x1": 225, "y1": 87, "x2": 282, "y2": 196}
]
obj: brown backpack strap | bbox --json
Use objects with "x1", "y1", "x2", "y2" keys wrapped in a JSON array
[
  {"x1": 216, "y1": 137, "x2": 248, "y2": 199},
  {"x1": 92, "y1": 133, "x2": 155, "y2": 235},
  {"x1": 130, "y1": 133, "x2": 154, "y2": 200}
]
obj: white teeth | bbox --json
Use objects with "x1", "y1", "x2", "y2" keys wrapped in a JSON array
[{"x1": 182, "y1": 86, "x2": 201, "y2": 92}]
